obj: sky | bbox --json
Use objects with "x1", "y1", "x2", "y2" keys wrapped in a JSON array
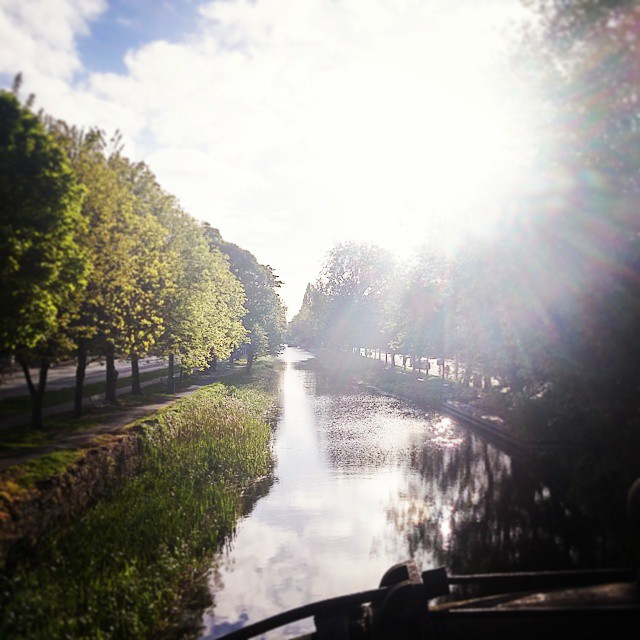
[{"x1": 0, "y1": 0, "x2": 539, "y2": 319}]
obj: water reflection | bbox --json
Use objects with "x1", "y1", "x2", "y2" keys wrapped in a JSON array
[{"x1": 198, "y1": 347, "x2": 602, "y2": 639}]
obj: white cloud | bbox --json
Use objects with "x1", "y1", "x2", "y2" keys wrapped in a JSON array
[
  {"x1": 0, "y1": 0, "x2": 106, "y2": 80},
  {"x1": 0, "y1": 0, "x2": 537, "y2": 317}
]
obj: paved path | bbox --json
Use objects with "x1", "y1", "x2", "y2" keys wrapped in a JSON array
[
  {"x1": 0, "y1": 373, "x2": 167, "y2": 430},
  {"x1": 0, "y1": 369, "x2": 232, "y2": 473}
]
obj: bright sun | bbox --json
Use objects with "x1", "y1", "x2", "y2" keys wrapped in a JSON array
[
  {"x1": 317, "y1": 4, "x2": 538, "y2": 254},
  {"x1": 417, "y1": 79, "x2": 535, "y2": 233}
]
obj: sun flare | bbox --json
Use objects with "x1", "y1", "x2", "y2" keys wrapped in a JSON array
[{"x1": 318, "y1": 7, "x2": 539, "y2": 254}]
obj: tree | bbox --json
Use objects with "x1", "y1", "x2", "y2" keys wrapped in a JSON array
[
  {"x1": 47, "y1": 124, "x2": 170, "y2": 406},
  {"x1": 0, "y1": 90, "x2": 87, "y2": 428},
  {"x1": 94, "y1": 154, "x2": 169, "y2": 403},
  {"x1": 524, "y1": 0, "x2": 640, "y2": 189},
  {"x1": 203, "y1": 224, "x2": 286, "y2": 369},
  {"x1": 391, "y1": 251, "x2": 448, "y2": 374},
  {"x1": 509, "y1": 0, "x2": 640, "y2": 406},
  {"x1": 315, "y1": 242, "x2": 394, "y2": 351},
  {"x1": 495, "y1": 0, "x2": 640, "y2": 516},
  {"x1": 124, "y1": 166, "x2": 247, "y2": 389},
  {"x1": 288, "y1": 283, "x2": 326, "y2": 348}
]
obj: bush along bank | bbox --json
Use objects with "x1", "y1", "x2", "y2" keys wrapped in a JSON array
[{"x1": 0, "y1": 381, "x2": 276, "y2": 639}]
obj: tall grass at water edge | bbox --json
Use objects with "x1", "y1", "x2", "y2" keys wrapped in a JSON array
[{"x1": 0, "y1": 383, "x2": 274, "y2": 639}]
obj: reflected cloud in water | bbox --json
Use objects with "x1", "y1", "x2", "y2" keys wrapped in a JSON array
[{"x1": 198, "y1": 347, "x2": 615, "y2": 639}]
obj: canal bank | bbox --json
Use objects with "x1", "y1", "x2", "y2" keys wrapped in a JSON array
[
  {"x1": 309, "y1": 348, "x2": 587, "y2": 458},
  {"x1": 0, "y1": 362, "x2": 280, "y2": 640}
]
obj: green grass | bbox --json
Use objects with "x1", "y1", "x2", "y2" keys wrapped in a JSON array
[
  {"x1": 0, "y1": 360, "x2": 276, "y2": 478},
  {"x1": 10, "y1": 451, "x2": 85, "y2": 490},
  {"x1": 0, "y1": 374, "x2": 277, "y2": 639},
  {"x1": 0, "y1": 382, "x2": 173, "y2": 454},
  {"x1": 0, "y1": 428, "x2": 51, "y2": 451},
  {"x1": 0, "y1": 367, "x2": 169, "y2": 419}
]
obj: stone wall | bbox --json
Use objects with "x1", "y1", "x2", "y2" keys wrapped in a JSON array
[{"x1": 0, "y1": 424, "x2": 149, "y2": 568}]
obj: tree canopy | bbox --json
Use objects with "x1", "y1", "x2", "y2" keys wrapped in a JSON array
[
  {"x1": 1, "y1": 89, "x2": 285, "y2": 426},
  {"x1": 203, "y1": 224, "x2": 286, "y2": 367},
  {"x1": 288, "y1": 0, "x2": 640, "y2": 516},
  {"x1": 0, "y1": 90, "x2": 89, "y2": 427},
  {"x1": 0, "y1": 90, "x2": 87, "y2": 356}
]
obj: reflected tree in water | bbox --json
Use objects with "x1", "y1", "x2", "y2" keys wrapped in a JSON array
[{"x1": 383, "y1": 433, "x2": 631, "y2": 574}]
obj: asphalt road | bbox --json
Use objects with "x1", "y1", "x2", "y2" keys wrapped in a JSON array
[{"x1": 0, "y1": 357, "x2": 167, "y2": 401}]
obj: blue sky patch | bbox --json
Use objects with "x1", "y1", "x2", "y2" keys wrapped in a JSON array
[{"x1": 77, "y1": 0, "x2": 204, "y2": 74}]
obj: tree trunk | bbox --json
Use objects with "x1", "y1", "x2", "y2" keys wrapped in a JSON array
[
  {"x1": 509, "y1": 365, "x2": 524, "y2": 393},
  {"x1": 18, "y1": 355, "x2": 49, "y2": 430},
  {"x1": 210, "y1": 355, "x2": 218, "y2": 371},
  {"x1": 74, "y1": 339, "x2": 87, "y2": 418},
  {"x1": 167, "y1": 353, "x2": 176, "y2": 393},
  {"x1": 105, "y1": 347, "x2": 118, "y2": 404},
  {"x1": 131, "y1": 353, "x2": 141, "y2": 395},
  {"x1": 246, "y1": 351, "x2": 255, "y2": 370}
]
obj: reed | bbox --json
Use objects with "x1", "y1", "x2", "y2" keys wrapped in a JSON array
[{"x1": 0, "y1": 381, "x2": 275, "y2": 639}]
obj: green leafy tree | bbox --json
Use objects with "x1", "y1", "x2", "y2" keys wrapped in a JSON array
[
  {"x1": 446, "y1": 0, "x2": 640, "y2": 516},
  {"x1": 315, "y1": 242, "x2": 394, "y2": 352},
  {"x1": 391, "y1": 251, "x2": 447, "y2": 374},
  {"x1": 203, "y1": 224, "x2": 286, "y2": 369},
  {"x1": 48, "y1": 125, "x2": 169, "y2": 405},
  {"x1": 0, "y1": 90, "x2": 88, "y2": 428},
  {"x1": 96, "y1": 152, "x2": 169, "y2": 402},
  {"x1": 508, "y1": 0, "x2": 640, "y2": 406},
  {"x1": 524, "y1": 0, "x2": 640, "y2": 189},
  {"x1": 288, "y1": 283, "x2": 326, "y2": 348},
  {"x1": 125, "y1": 165, "x2": 247, "y2": 389}
]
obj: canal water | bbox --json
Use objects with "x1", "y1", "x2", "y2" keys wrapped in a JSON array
[{"x1": 197, "y1": 347, "x2": 601, "y2": 639}]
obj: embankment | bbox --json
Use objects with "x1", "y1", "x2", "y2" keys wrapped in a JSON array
[
  {"x1": 309, "y1": 348, "x2": 449, "y2": 409},
  {"x1": 0, "y1": 367, "x2": 278, "y2": 640},
  {"x1": 309, "y1": 349, "x2": 529, "y2": 454}
]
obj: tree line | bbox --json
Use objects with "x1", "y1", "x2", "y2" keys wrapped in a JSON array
[
  {"x1": 290, "y1": 0, "x2": 640, "y2": 512},
  {"x1": 0, "y1": 80, "x2": 286, "y2": 429}
]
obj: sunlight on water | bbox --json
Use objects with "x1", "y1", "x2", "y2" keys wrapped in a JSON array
[{"x1": 198, "y1": 347, "x2": 575, "y2": 639}]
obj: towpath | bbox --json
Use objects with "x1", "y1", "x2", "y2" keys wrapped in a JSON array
[{"x1": 0, "y1": 368, "x2": 234, "y2": 473}]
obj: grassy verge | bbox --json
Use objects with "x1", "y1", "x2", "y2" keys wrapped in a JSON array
[
  {"x1": 313, "y1": 349, "x2": 454, "y2": 408},
  {"x1": 0, "y1": 381, "x2": 176, "y2": 449},
  {"x1": 0, "y1": 366, "x2": 278, "y2": 639},
  {"x1": 0, "y1": 362, "x2": 272, "y2": 495},
  {"x1": 0, "y1": 367, "x2": 169, "y2": 419}
]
